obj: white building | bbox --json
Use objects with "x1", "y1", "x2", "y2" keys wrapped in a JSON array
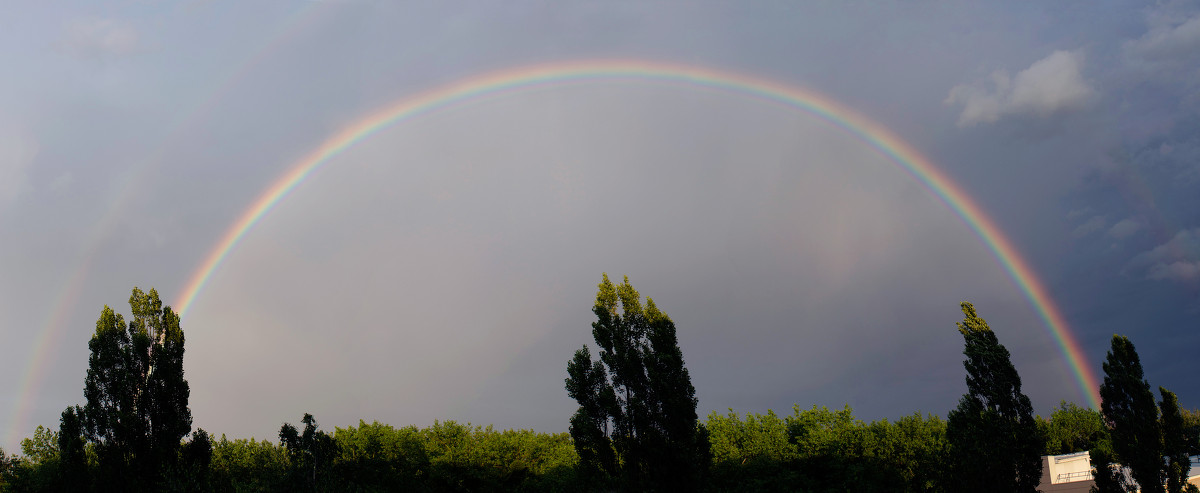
[{"x1": 1037, "y1": 451, "x2": 1200, "y2": 492}]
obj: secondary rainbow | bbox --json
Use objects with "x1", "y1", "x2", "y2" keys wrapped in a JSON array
[
  {"x1": 174, "y1": 59, "x2": 1102, "y2": 409},
  {"x1": 2, "y1": 5, "x2": 334, "y2": 447}
]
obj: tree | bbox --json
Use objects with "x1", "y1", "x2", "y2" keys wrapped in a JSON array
[
  {"x1": 565, "y1": 274, "x2": 709, "y2": 490},
  {"x1": 59, "y1": 405, "x2": 88, "y2": 490},
  {"x1": 1100, "y1": 335, "x2": 1163, "y2": 493},
  {"x1": 1090, "y1": 442, "x2": 1132, "y2": 493},
  {"x1": 280, "y1": 413, "x2": 337, "y2": 491},
  {"x1": 173, "y1": 428, "x2": 213, "y2": 492},
  {"x1": 81, "y1": 287, "x2": 192, "y2": 490},
  {"x1": 945, "y1": 302, "x2": 1042, "y2": 492},
  {"x1": 1183, "y1": 408, "x2": 1200, "y2": 457},
  {"x1": 1039, "y1": 400, "x2": 1108, "y2": 455},
  {"x1": 1159, "y1": 388, "x2": 1194, "y2": 493},
  {"x1": 13, "y1": 425, "x2": 61, "y2": 490},
  {"x1": 565, "y1": 345, "x2": 618, "y2": 480}
]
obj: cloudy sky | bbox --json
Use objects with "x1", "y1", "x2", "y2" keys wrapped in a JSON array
[{"x1": 1, "y1": 1, "x2": 1198, "y2": 449}]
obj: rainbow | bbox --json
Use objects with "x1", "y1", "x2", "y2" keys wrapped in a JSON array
[{"x1": 173, "y1": 59, "x2": 1102, "y2": 409}]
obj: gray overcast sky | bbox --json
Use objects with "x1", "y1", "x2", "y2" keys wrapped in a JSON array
[{"x1": 1, "y1": 0, "x2": 1198, "y2": 449}]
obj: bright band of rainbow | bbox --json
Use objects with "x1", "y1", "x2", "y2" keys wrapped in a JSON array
[{"x1": 174, "y1": 59, "x2": 1102, "y2": 409}]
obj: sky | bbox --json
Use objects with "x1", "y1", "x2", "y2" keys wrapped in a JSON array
[{"x1": 0, "y1": 0, "x2": 1198, "y2": 451}]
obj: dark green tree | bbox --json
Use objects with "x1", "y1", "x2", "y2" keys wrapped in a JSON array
[
  {"x1": 1182, "y1": 409, "x2": 1200, "y2": 457},
  {"x1": 1100, "y1": 335, "x2": 1163, "y2": 493},
  {"x1": 565, "y1": 274, "x2": 709, "y2": 490},
  {"x1": 1159, "y1": 388, "x2": 1194, "y2": 493},
  {"x1": 171, "y1": 428, "x2": 213, "y2": 492},
  {"x1": 1090, "y1": 442, "x2": 1131, "y2": 493},
  {"x1": 81, "y1": 287, "x2": 192, "y2": 490},
  {"x1": 280, "y1": 413, "x2": 337, "y2": 491},
  {"x1": 565, "y1": 345, "x2": 618, "y2": 480},
  {"x1": 945, "y1": 302, "x2": 1042, "y2": 492},
  {"x1": 641, "y1": 295, "x2": 711, "y2": 487},
  {"x1": 133, "y1": 288, "x2": 192, "y2": 476},
  {"x1": 59, "y1": 405, "x2": 88, "y2": 491}
]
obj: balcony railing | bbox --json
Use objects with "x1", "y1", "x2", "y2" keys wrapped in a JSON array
[{"x1": 1056, "y1": 470, "x2": 1094, "y2": 483}]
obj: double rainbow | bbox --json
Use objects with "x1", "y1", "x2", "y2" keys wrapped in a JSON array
[{"x1": 173, "y1": 59, "x2": 1101, "y2": 409}]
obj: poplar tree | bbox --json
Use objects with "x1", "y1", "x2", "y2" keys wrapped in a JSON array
[
  {"x1": 565, "y1": 274, "x2": 709, "y2": 490},
  {"x1": 1100, "y1": 335, "x2": 1163, "y2": 493},
  {"x1": 82, "y1": 287, "x2": 192, "y2": 490},
  {"x1": 946, "y1": 302, "x2": 1042, "y2": 492},
  {"x1": 565, "y1": 345, "x2": 618, "y2": 479},
  {"x1": 1159, "y1": 387, "x2": 1193, "y2": 493}
]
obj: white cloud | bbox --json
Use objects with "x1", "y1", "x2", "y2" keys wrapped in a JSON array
[
  {"x1": 1107, "y1": 218, "x2": 1142, "y2": 239},
  {"x1": 61, "y1": 18, "x2": 138, "y2": 59},
  {"x1": 1066, "y1": 207, "x2": 1093, "y2": 220},
  {"x1": 1118, "y1": 7, "x2": 1200, "y2": 112},
  {"x1": 1147, "y1": 260, "x2": 1200, "y2": 281},
  {"x1": 1124, "y1": 13, "x2": 1200, "y2": 63},
  {"x1": 0, "y1": 128, "x2": 38, "y2": 203},
  {"x1": 946, "y1": 50, "x2": 1094, "y2": 127},
  {"x1": 1129, "y1": 228, "x2": 1200, "y2": 282},
  {"x1": 1072, "y1": 215, "x2": 1106, "y2": 238}
]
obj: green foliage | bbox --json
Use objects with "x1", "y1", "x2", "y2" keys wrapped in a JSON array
[
  {"x1": 1039, "y1": 401, "x2": 1108, "y2": 455},
  {"x1": 419, "y1": 420, "x2": 579, "y2": 491},
  {"x1": 0, "y1": 448, "x2": 10, "y2": 491},
  {"x1": 1100, "y1": 334, "x2": 1163, "y2": 493},
  {"x1": 6, "y1": 425, "x2": 63, "y2": 491},
  {"x1": 1182, "y1": 409, "x2": 1200, "y2": 456},
  {"x1": 705, "y1": 405, "x2": 948, "y2": 492},
  {"x1": 332, "y1": 420, "x2": 428, "y2": 491},
  {"x1": 169, "y1": 429, "x2": 214, "y2": 492},
  {"x1": 273, "y1": 415, "x2": 578, "y2": 492},
  {"x1": 946, "y1": 302, "x2": 1042, "y2": 492},
  {"x1": 1160, "y1": 388, "x2": 1190, "y2": 493},
  {"x1": 19, "y1": 426, "x2": 59, "y2": 466},
  {"x1": 280, "y1": 413, "x2": 337, "y2": 491},
  {"x1": 565, "y1": 274, "x2": 709, "y2": 490},
  {"x1": 706, "y1": 409, "x2": 800, "y2": 490},
  {"x1": 708, "y1": 409, "x2": 795, "y2": 463},
  {"x1": 210, "y1": 435, "x2": 291, "y2": 492}
]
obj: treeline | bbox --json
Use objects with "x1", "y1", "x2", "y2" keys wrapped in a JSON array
[
  {"x1": 4, "y1": 402, "x2": 1193, "y2": 492},
  {"x1": 1, "y1": 418, "x2": 579, "y2": 492},
  {"x1": 0, "y1": 279, "x2": 1196, "y2": 491}
]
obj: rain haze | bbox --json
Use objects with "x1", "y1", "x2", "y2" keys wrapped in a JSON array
[{"x1": 1, "y1": 1, "x2": 1198, "y2": 450}]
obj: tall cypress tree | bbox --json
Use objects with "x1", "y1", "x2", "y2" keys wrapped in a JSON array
[
  {"x1": 946, "y1": 302, "x2": 1042, "y2": 492},
  {"x1": 566, "y1": 274, "x2": 709, "y2": 490},
  {"x1": 1100, "y1": 335, "x2": 1163, "y2": 493}
]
